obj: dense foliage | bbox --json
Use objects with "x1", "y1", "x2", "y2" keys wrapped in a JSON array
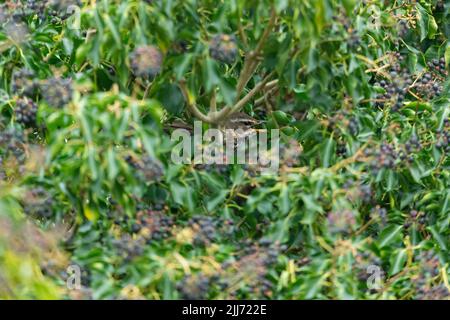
[{"x1": 0, "y1": 0, "x2": 449, "y2": 300}]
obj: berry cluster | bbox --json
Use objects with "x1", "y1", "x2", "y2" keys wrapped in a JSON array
[
  {"x1": 399, "y1": 134, "x2": 422, "y2": 163},
  {"x1": 136, "y1": 208, "x2": 175, "y2": 242},
  {"x1": 427, "y1": 58, "x2": 448, "y2": 78},
  {"x1": 0, "y1": 0, "x2": 80, "y2": 24},
  {"x1": 366, "y1": 142, "x2": 398, "y2": 174},
  {"x1": 23, "y1": 187, "x2": 54, "y2": 219},
  {"x1": 0, "y1": 127, "x2": 26, "y2": 179},
  {"x1": 326, "y1": 111, "x2": 359, "y2": 136},
  {"x1": 404, "y1": 134, "x2": 421, "y2": 154},
  {"x1": 176, "y1": 273, "x2": 214, "y2": 300},
  {"x1": 10, "y1": 69, "x2": 75, "y2": 128},
  {"x1": 112, "y1": 234, "x2": 145, "y2": 262},
  {"x1": 41, "y1": 77, "x2": 73, "y2": 108},
  {"x1": 238, "y1": 239, "x2": 284, "y2": 268},
  {"x1": 416, "y1": 251, "x2": 441, "y2": 278},
  {"x1": 412, "y1": 251, "x2": 449, "y2": 300},
  {"x1": 0, "y1": 1, "x2": 45, "y2": 22},
  {"x1": 0, "y1": 127, "x2": 25, "y2": 158},
  {"x1": 209, "y1": 34, "x2": 238, "y2": 64},
  {"x1": 435, "y1": 119, "x2": 449, "y2": 152},
  {"x1": 416, "y1": 284, "x2": 449, "y2": 300},
  {"x1": 374, "y1": 61, "x2": 412, "y2": 112},
  {"x1": 189, "y1": 216, "x2": 217, "y2": 246},
  {"x1": 188, "y1": 215, "x2": 234, "y2": 246},
  {"x1": 11, "y1": 68, "x2": 39, "y2": 98},
  {"x1": 47, "y1": 0, "x2": 83, "y2": 21},
  {"x1": 15, "y1": 97, "x2": 38, "y2": 127},
  {"x1": 403, "y1": 209, "x2": 427, "y2": 230},
  {"x1": 230, "y1": 240, "x2": 285, "y2": 298},
  {"x1": 129, "y1": 45, "x2": 163, "y2": 79},
  {"x1": 413, "y1": 72, "x2": 443, "y2": 100}
]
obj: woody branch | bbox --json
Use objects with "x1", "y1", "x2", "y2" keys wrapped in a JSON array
[{"x1": 179, "y1": 8, "x2": 278, "y2": 124}]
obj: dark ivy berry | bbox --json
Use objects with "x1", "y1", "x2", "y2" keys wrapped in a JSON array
[
  {"x1": 131, "y1": 223, "x2": 142, "y2": 234},
  {"x1": 15, "y1": 97, "x2": 38, "y2": 127},
  {"x1": 129, "y1": 45, "x2": 163, "y2": 79},
  {"x1": 336, "y1": 143, "x2": 347, "y2": 157},
  {"x1": 374, "y1": 60, "x2": 413, "y2": 111},
  {"x1": 209, "y1": 34, "x2": 238, "y2": 64},
  {"x1": 368, "y1": 142, "x2": 397, "y2": 174}
]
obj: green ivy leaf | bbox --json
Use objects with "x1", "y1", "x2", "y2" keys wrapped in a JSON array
[{"x1": 377, "y1": 225, "x2": 403, "y2": 248}]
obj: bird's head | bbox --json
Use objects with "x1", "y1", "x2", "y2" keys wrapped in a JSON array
[{"x1": 220, "y1": 112, "x2": 261, "y2": 130}]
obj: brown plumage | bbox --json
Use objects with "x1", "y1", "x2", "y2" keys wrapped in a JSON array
[
  {"x1": 220, "y1": 112, "x2": 260, "y2": 130},
  {"x1": 165, "y1": 112, "x2": 260, "y2": 132}
]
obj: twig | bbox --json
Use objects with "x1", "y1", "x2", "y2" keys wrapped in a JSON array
[
  {"x1": 353, "y1": 218, "x2": 376, "y2": 237},
  {"x1": 407, "y1": 90, "x2": 424, "y2": 102},
  {"x1": 177, "y1": 8, "x2": 277, "y2": 124},
  {"x1": 254, "y1": 80, "x2": 279, "y2": 107},
  {"x1": 235, "y1": 8, "x2": 277, "y2": 98},
  {"x1": 141, "y1": 82, "x2": 152, "y2": 101},
  {"x1": 237, "y1": 15, "x2": 249, "y2": 48},
  {"x1": 212, "y1": 71, "x2": 275, "y2": 122},
  {"x1": 210, "y1": 88, "x2": 217, "y2": 113},
  {"x1": 179, "y1": 80, "x2": 212, "y2": 123},
  {"x1": 329, "y1": 141, "x2": 371, "y2": 173}
]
